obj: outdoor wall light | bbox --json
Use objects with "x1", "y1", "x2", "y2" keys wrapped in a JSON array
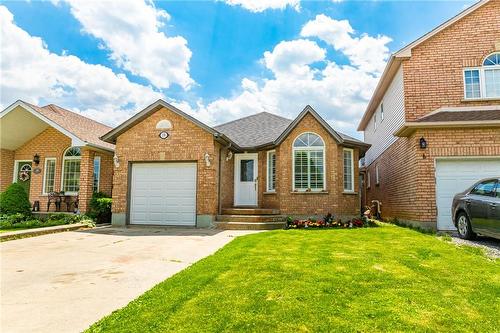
[
  {"x1": 204, "y1": 152, "x2": 212, "y2": 167},
  {"x1": 33, "y1": 154, "x2": 40, "y2": 165},
  {"x1": 419, "y1": 137, "x2": 427, "y2": 149},
  {"x1": 113, "y1": 154, "x2": 120, "y2": 168}
]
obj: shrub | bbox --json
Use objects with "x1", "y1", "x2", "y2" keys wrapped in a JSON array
[
  {"x1": 0, "y1": 183, "x2": 31, "y2": 214},
  {"x1": 88, "y1": 192, "x2": 112, "y2": 224},
  {"x1": 0, "y1": 213, "x2": 94, "y2": 230}
]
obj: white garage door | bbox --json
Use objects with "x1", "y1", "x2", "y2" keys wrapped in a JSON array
[
  {"x1": 435, "y1": 158, "x2": 500, "y2": 230},
  {"x1": 130, "y1": 163, "x2": 197, "y2": 226}
]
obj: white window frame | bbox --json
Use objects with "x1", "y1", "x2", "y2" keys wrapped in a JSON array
[
  {"x1": 375, "y1": 165, "x2": 380, "y2": 185},
  {"x1": 61, "y1": 147, "x2": 81, "y2": 195},
  {"x1": 380, "y1": 103, "x2": 384, "y2": 121},
  {"x1": 343, "y1": 148, "x2": 354, "y2": 192},
  {"x1": 42, "y1": 158, "x2": 57, "y2": 194},
  {"x1": 367, "y1": 171, "x2": 371, "y2": 189},
  {"x1": 463, "y1": 53, "x2": 500, "y2": 100},
  {"x1": 373, "y1": 113, "x2": 377, "y2": 131},
  {"x1": 266, "y1": 150, "x2": 276, "y2": 192},
  {"x1": 292, "y1": 132, "x2": 326, "y2": 192},
  {"x1": 93, "y1": 156, "x2": 101, "y2": 193}
]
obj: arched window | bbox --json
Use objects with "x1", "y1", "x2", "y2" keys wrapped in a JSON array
[
  {"x1": 62, "y1": 147, "x2": 81, "y2": 194},
  {"x1": 293, "y1": 133, "x2": 325, "y2": 191},
  {"x1": 464, "y1": 52, "x2": 500, "y2": 99}
]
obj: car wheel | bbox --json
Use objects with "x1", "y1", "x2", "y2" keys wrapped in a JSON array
[{"x1": 456, "y1": 212, "x2": 475, "y2": 240}]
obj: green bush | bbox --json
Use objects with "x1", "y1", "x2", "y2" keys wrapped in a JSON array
[
  {"x1": 89, "y1": 192, "x2": 112, "y2": 224},
  {"x1": 0, "y1": 183, "x2": 31, "y2": 214}
]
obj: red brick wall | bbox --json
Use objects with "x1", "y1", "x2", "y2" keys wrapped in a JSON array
[
  {"x1": 366, "y1": 128, "x2": 500, "y2": 227},
  {"x1": 402, "y1": 0, "x2": 500, "y2": 121},
  {"x1": 275, "y1": 113, "x2": 360, "y2": 218},
  {"x1": 0, "y1": 149, "x2": 15, "y2": 192},
  {"x1": 7, "y1": 127, "x2": 113, "y2": 213},
  {"x1": 112, "y1": 106, "x2": 219, "y2": 217}
]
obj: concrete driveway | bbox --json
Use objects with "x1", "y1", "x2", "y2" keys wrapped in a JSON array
[{"x1": 1, "y1": 226, "x2": 257, "y2": 333}]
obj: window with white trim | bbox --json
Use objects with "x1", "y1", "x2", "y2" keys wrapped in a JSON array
[
  {"x1": 43, "y1": 158, "x2": 56, "y2": 194},
  {"x1": 293, "y1": 133, "x2": 325, "y2": 191},
  {"x1": 464, "y1": 52, "x2": 500, "y2": 99},
  {"x1": 367, "y1": 171, "x2": 371, "y2": 189},
  {"x1": 93, "y1": 156, "x2": 101, "y2": 193},
  {"x1": 375, "y1": 165, "x2": 380, "y2": 185},
  {"x1": 380, "y1": 103, "x2": 384, "y2": 121},
  {"x1": 266, "y1": 151, "x2": 276, "y2": 192},
  {"x1": 343, "y1": 148, "x2": 354, "y2": 192},
  {"x1": 62, "y1": 147, "x2": 81, "y2": 194}
]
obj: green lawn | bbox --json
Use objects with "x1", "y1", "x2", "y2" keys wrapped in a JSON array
[{"x1": 87, "y1": 224, "x2": 500, "y2": 333}]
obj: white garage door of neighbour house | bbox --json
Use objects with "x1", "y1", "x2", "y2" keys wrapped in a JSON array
[
  {"x1": 130, "y1": 163, "x2": 197, "y2": 226},
  {"x1": 435, "y1": 158, "x2": 500, "y2": 231}
]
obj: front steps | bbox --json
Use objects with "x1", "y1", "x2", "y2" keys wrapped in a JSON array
[{"x1": 215, "y1": 208, "x2": 287, "y2": 230}]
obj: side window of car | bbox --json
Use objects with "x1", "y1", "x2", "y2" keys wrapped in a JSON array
[
  {"x1": 470, "y1": 180, "x2": 497, "y2": 197},
  {"x1": 496, "y1": 182, "x2": 500, "y2": 199}
]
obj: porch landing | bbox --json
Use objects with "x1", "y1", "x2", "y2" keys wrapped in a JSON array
[{"x1": 215, "y1": 208, "x2": 286, "y2": 230}]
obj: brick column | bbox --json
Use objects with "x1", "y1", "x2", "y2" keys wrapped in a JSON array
[
  {"x1": 78, "y1": 148, "x2": 94, "y2": 213},
  {"x1": 0, "y1": 149, "x2": 15, "y2": 192}
]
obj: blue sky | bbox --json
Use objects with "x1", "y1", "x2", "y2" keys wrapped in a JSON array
[{"x1": 0, "y1": 0, "x2": 472, "y2": 138}]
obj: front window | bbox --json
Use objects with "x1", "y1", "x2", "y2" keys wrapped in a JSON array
[
  {"x1": 93, "y1": 156, "x2": 101, "y2": 193},
  {"x1": 62, "y1": 147, "x2": 81, "y2": 194},
  {"x1": 267, "y1": 151, "x2": 276, "y2": 192},
  {"x1": 43, "y1": 158, "x2": 56, "y2": 194},
  {"x1": 293, "y1": 133, "x2": 325, "y2": 191},
  {"x1": 464, "y1": 52, "x2": 500, "y2": 99},
  {"x1": 343, "y1": 149, "x2": 354, "y2": 192}
]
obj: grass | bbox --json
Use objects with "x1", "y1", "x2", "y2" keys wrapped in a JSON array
[{"x1": 87, "y1": 224, "x2": 500, "y2": 333}]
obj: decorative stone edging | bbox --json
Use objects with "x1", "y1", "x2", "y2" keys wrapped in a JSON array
[{"x1": 0, "y1": 223, "x2": 91, "y2": 242}]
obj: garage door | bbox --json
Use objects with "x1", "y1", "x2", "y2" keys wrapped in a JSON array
[
  {"x1": 435, "y1": 158, "x2": 500, "y2": 230},
  {"x1": 130, "y1": 163, "x2": 197, "y2": 226}
]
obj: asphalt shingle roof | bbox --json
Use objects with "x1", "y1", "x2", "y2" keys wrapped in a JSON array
[
  {"x1": 25, "y1": 102, "x2": 114, "y2": 150},
  {"x1": 214, "y1": 111, "x2": 365, "y2": 148},
  {"x1": 417, "y1": 109, "x2": 500, "y2": 122}
]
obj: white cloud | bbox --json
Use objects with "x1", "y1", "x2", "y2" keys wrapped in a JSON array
[
  {"x1": 61, "y1": 0, "x2": 193, "y2": 90},
  {"x1": 0, "y1": 5, "x2": 163, "y2": 126},
  {"x1": 224, "y1": 0, "x2": 300, "y2": 12},
  {"x1": 263, "y1": 39, "x2": 325, "y2": 78},
  {"x1": 179, "y1": 16, "x2": 391, "y2": 138},
  {"x1": 301, "y1": 14, "x2": 391, "y2": 74}
]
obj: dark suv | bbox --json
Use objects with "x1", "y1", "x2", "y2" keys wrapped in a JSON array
[{"x1": 452, "y1": 178, "x2": 500, "y2": 240}]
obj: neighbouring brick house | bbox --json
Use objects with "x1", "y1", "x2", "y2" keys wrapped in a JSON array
[
  {"x1": 358, "y1": 0, "x2": 500, "y2": 230},
  {"x1": 0, "y1": 100, "x2": 114, "y2": 213},
  {"x1": 101, "y1": 100, "x2": 369, "y2": 228}
]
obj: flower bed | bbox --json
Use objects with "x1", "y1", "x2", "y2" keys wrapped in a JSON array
[
  {"x1": 0, "y1": 213, "x2": 94, "y2": 231},
  {"x1": 286, "y1": 213, "x2": 377, "y2": 229}
]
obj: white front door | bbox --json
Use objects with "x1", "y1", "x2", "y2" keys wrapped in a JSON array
[
  {"x1": 234, "y1": 153, "x2": 258, "y2": 206},
  {"x1": 435, "y1": 158, "x2": 500, "y2": 230}
]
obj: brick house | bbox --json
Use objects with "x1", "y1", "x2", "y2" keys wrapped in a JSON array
[
  {"x1": 0, "y1": 100, "x2": 114, "y2": 213},
  {"x1": 358, "y1": 0, "x2": 500, "y2": 230},
  {"x1": 101, "y1": 100, "x2": 369, "y2": 228}
]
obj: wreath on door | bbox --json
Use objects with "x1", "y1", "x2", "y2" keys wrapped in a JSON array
[
  {"x1": 19, "y1": 171, "x2": 30, "y2": 182},
  {"x1": 18, "y1": 164, "x2": 32, "y2": 182}
]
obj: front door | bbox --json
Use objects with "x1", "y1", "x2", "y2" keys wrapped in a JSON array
[
  {"x1": 234, "y1": 153, "x2": 258, "y2": 206},
  {"x1": 16, "y1": 161, "x2": 32, "y2": 195}
]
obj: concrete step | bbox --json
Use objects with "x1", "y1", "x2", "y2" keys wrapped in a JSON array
[
  {"x1": 221, "y1": 208, "x2": 281, "y2": 215},
  {"x1": 214, "y1": 221, "x2": 286, "y2": 230},
  {"x1": 216, "y1": 215, "x2": 287, "y2": 222}
]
